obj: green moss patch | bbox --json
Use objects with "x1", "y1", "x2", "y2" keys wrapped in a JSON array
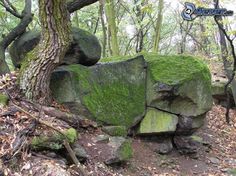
[
  {"x1": 0, "y1": 93, "x2": 9, "y2": 106},
  {"x1": 102, "y1": 126, "x2": 127, "y2": 136},
  {"x1": 31, "y1": 128, "x2": 78, "y2": 150},
  {"x1": 66, "y1": 56, "x2": 146, "y2": 128},
  {"x1": 101, "y1": 53, "x2": 211, "y2": 86},
  {"x1": 118, "y1": 140, "x2": 133, "y2": 161},
  {"x1": 138, "y1": 108, "x2": 178, "y2": 135}
]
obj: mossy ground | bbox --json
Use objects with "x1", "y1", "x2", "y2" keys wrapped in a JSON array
[{"x1": 0, "y1": 93, "x2": 9, "y2": 106}]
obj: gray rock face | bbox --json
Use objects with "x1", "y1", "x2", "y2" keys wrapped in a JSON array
[
  {"x1": 145, "y1": 54, "x2": 213, "y2": 117},
  {"x1": 9, "y1": 28, "x2": 101, "y2": 68},
  {"x1": 176, "y1": 115, "x2": 205, "y2": 135}
]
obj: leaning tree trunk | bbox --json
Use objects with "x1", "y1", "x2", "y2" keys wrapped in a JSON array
[{"x1": 19, "y1": 0, "x2": 71, "y2": 105}]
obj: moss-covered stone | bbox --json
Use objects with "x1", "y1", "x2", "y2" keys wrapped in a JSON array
[
  {"x1": 105, "y1": 137, "x2": 133, "y2": 165},
  {"x1": 101, "y1": 52, "x2": 212, "y2": 117},
  {"x1": 144, "y1": 53, "x2": 213, "y2": 117},
  {"x1": 31, "y1": 128, "x2": 78, "y2": 150},
  {"x1": 10, "y1": 27, "x2": 101, "y2": 68},
  {"x1": 102, "y1": 126, "x2": 127, "y2": 136},
  {"x1": 51, "y1": 56, "x2": 146, "y2": 128},
  {"x1": 138, "y1": 108, "x2": 178, "y2": 135},
  {"x1": 0, "y1": 93, "x2": 8, "y2": 106},
  {"x1": 117, "y1": 139, "x2": 133, "y2": 161},
  {"x1": 9, "y1": 30, "x2": 40, "y2": 68}
]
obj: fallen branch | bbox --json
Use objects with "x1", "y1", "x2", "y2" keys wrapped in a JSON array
[{"x1": 27, "y1": 101, "x2": 97, "y2": 128}]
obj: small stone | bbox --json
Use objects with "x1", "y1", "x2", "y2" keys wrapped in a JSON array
[
  {"x1": 156, "y1": 140, "x2": 173, "y2": 155},
  {"x1": 208, "y1": 157, "x2": 220, "y2": 164},
  {"x1": 72, "y1": 142, "x2": 88, "y2": 162},
  {"x1": 173, "y1": 135, "x2": 201, "y2": 154},
  {"x1": 105, "y1": 137, "x2": 133, "y2": 165}
]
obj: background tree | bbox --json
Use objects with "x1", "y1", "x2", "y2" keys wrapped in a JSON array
[
  {"x1": 105, "y1": 0, "x2": 120, "y2": 56},
  {"x1": 19, "y1": 0, "x2": 71, "y2": 105},
  {"x1": 153, "y1": 0, "x2": 164, "y2": 53}
]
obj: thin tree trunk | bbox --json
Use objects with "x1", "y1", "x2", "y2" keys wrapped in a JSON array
[
  {"x1": 105, "y1": 0, "x2": 119, "y2": 56},
  {"x1": 19, "y1": 0, "x2": 71, "y2": 105},
  {"x1": 99, "y1": 0, "x2": 107, "y2": 57},
  {"x1": 153, "y1": 0, "x2": 164, "y2": 53},
  {"x1": 214, "y1": 0, "x2": 236, "y2": 118},
  {"x1": 74, "y1": 11, "x2": 79, "y2": 27}
]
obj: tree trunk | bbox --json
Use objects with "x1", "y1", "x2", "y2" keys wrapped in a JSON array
[
  {"x1": 19, "y1": 0, "x2": 72, "y2": 105},
  {"x1": 99, "y1": 0, "x2": 107, "y2": 57},
  {"x1": 105, "y1": 0, "x2": 119, "y2": 56},
  {"x1": 214, "y1": 0, "x2": 236, "y2": 105},
  {"x1": 153, "y1": 0, "x2": 164, "y2": 53}
]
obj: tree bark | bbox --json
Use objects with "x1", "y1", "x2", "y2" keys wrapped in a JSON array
[
  {"x1": 105, "y1": 0, "x2": 119, "y2": 56},
  {"x1": 19, "y1": 0, "x2": 72, "y2": 105},
  {"x1": 153, "y1": 0, "x2": 164, "y2": 53},
  {"x1": 67, "y1": 0, "x2": 98, "y2": 13},
  {"x1": 0, "y1": 0, "x2": 33, "y2": 75}
]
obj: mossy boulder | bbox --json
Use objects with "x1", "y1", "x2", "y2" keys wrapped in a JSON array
[
  {"x1": 144, "y1": 53, "x2": 213, "y2": 117},
  {"x1": 9, "y1": 27, "x2": 101, "y2": 68},
  {"x1": 101, "y1": 53, "x2": 212, "y2": 117},
  {"x1": 0, "y1": 93, "x2": 8, "y2": 106},
  {"x1": 50, "y1": 56, "x2": 146, "y2": 128},
  {"x1": 105, "y1": 137, "x2": 133, "y2": 165},
  {"x1": 137, "y1": 108, "x2": 178, "y2": 135}
]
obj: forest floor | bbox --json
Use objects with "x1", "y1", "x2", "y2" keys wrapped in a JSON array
[
  {"x1": 119, "y1": 105, "x2": 236, "y2": 176},
  {"x1": 1, "y1": 60, "x2": 236, "y2": 176}
]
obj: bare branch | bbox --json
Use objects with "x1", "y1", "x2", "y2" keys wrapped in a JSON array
[
  {"x1": 67, "y1": 0, "x2": 99, "y2": 13},
  {"x1": 0, "y1": 0, "x2": 22, "y2": 18}
]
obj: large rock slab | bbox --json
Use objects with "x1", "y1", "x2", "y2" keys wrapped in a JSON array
[
  {"x1": 50, "y1": 56, "x2": 146, "y2": 128},
  {"x1": 145, "y1": 53, "x2": 213, "y2": 117},
  {"x1": 9, "y1": 28, "x2": 101, "y2": 68},
  {"x1": 137, "y1": 108, "x2": 178, "y2": 135}
]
